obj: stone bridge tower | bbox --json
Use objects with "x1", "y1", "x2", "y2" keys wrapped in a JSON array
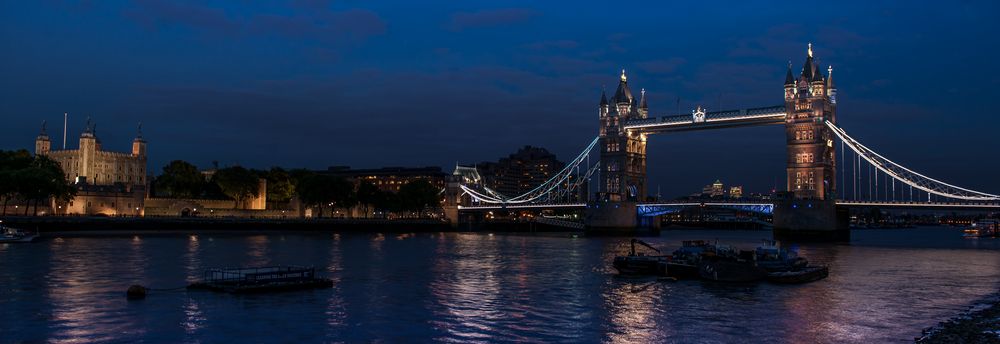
[
  {"x1": 597, "y1": 70, "x2": 648, "y2": 202},
  {"x1": 784, "y1": 43, "x2": 837, "y2": 200},
  {"x1": 775, "y1": 43, "x2": 847, "y2": 240}
]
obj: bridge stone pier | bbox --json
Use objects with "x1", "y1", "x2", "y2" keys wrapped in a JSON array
[
  {"x1": 772, "y1": 195, "x2": 849, "y2": 241},
  {"x1": 584, "y1": 201, "x2": 639, "y2": 233}
]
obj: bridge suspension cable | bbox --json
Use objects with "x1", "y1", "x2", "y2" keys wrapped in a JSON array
[
  {"x1": 460, "y1": 137, "x2": 601, "y2": 205},
  {"x1": 827, "y1": 121, "x2": 1000, "y2": 201}
]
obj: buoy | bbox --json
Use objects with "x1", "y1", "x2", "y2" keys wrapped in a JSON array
[{"x1": 126, "y1": 285, "x2": 147, "y2": 300}]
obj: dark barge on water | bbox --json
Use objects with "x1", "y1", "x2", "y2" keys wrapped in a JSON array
[{"x1": 187, "y1": 266, "x2": 333, "y2": 294}]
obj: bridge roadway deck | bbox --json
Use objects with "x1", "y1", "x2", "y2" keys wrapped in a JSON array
[
  {"x1": 623, "y1": 105, "x2": 786, "y2": 133},
  {"x1": 458, "y1": 201, "x2": 1000, "y2": 211}
]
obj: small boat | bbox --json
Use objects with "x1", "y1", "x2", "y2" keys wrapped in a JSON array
[
  {"x1": 612, "y1": 239, "x2": 668, "y2": 276},
  {"x1": 755, "y1": 239, "x2": 807, "y2": 272},
  {"x1": 666, "y1": 240, "x2": 713, "y2": 279},
  {"x1": 699, "y1": 247, "x2": 766, "y2": 282},
  {"x1": 767, "y1": 265, "x2": 829, "y2": 284},
  {"x1": 0, "y1": 224, "x2": 39, "y2": 243},
  {"x1": 963, "y1": 219, "x2": 999, "y2": 238},
  {"x1": 187, "y1": 266, "x2": 333, "y2": 293}
]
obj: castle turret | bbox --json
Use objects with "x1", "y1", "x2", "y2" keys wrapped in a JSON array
[
  {"x1": 132, "y1": 123, "x2": 147, "y2": 158},
  {"x1": 35, "y1": 121, "x2": 51, "y2": 155},
  {"x1": 78, "y1": 117, "x2": 98, "y2": 183}
]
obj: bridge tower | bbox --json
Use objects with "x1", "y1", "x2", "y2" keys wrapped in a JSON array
[
  {"x1": 589, "y1": 70, "x2": 649, "y2": 231},
  {"x1": 775, "y1": 43, "x2": 848, "y2": 240},
  {"x1": 597, "y1": 70, "x2": 648, "y2": 202}
]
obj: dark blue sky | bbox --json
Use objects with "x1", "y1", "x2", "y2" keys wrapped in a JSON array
[{"x1": 2, "y1": 1, "x2": 999, "y2": 198}]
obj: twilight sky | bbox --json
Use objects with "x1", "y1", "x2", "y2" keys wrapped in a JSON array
[{"x1": 2, "y1": 1, "x2": 999, "y2": 198}]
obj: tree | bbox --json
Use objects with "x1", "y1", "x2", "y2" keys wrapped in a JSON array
[
  {"x1": 156, "y1": 160, "x2": 204, "y2": 198},
  {"x1": 295, "y1": 174, "x2": 355, "y2": 218},
  {"x1": 30, "y1": 155, "x2": 75, "y2": 214},
  {"x1": 397, "y1": 179, "x2": 442, "y2": 216},
  {"x1": 372, "y1": 190, "x2": 402, "y2": 218},
  {"x1": 356, "y1": 181, "x2": 379, "y2": 218},
  {"x1": 264, "y1": 167, "x2": 295, "y2": 203},
  {"x1": 0, "y1": 151, "x2": 74, "y2": 215},
  {"x1": 0, "y1": 150, "x2": 33, "y2": 215},
  {"x1": 212, "y1": 166, "x2": 260, "y2": 209}
]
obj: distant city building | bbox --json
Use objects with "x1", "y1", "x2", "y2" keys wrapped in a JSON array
[
  {"x1": 451, "y1": 165, "x2": 482, "y2": 186},
  {"x1": 320, "y1": 166, "x2": 446, "y2": 193},
  {"x1": 476, "y1": 146, "x2": 565, "y2": 198},
  {"x1": 34, "y1": 119, "x2": 147, "y2": 215},
  {"x1": 729, "y1": 186, "x2": 743, "y2": 199},
  {"x1": 701, "y1": 179, "x2": 725, "y2": 198}
]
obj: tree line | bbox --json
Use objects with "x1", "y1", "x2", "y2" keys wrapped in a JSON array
[
  {"x1": 0, "y1": 149, "x2": 76, "y2": 215},
  {"x1": 153, "y1": 160, "x2": 442, "y2": 217}
]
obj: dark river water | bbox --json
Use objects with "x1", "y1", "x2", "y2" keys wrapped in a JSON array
[{"x1": 1, "y1": 227, "x2": 999, "y2": 343}]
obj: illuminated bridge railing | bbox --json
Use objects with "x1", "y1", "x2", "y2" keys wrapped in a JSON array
[
  {"x1": 623, "y1": 105, "x2": 786, "y2": 132},
  {"x1": 458, "y1": 203, "x2": 586, "y2": 210},
  {"x1": 835, "y1": 201, "x2": 1000, "y2": 209},
  {"x1": 637, "y1": 202, "x2": 775, "y2": 217}
]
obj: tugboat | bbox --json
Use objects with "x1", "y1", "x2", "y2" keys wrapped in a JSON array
[
  {"x1": 612, "y1": 239, "x2": 668, "y2": 276},
  {"x1": 963, "y1": 219, "x2": 999, "y2": 238},
  {"x1": 666, "y1": 240, "x2": 713, "y2": 279},
  {"x1": 698, "y1": 245, "x2": 767, "y2": 282},
  {"x1": 754, "y1": 239, "x2": 829, "y2": 284},
  {"x1": 0, "y1": 222, "x2": 39, "y2": 243},
  {"x1": 755, "y1": 239, "x2": 807, "y2": 272}
]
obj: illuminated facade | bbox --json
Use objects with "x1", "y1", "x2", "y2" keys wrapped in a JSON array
[
  {"x1": 598, "y1": 70, "x2": 647, "y2": 201},
  {"x1": 729, "y1": 186, "x2": 743, "y2": 199},
  {"x1": 321, "y1": 166, "x2": 446, "y2": 193},
  {"x1": 784, "y1": 44, "x2": 837, "y2": 200},
  {"x1": 35, "y1": 119, "x2": 147, "y2": 187},
  {"x1": 477, "y1": 146, "x2": 565, "y2": 197},
  {"x1": 34, "y1": 119, "x2": 147, "y2": 215}
]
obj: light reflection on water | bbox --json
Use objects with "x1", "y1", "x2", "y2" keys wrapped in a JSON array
[{"x1": 0, "y1": 228, "x2": 997, "y2": 343}]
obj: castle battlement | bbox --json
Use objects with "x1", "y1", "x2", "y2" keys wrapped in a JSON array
[{"x1": 35, "y1": 119, "x2": 147, "y2": 187}]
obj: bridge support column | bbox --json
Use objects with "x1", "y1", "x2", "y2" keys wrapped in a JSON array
[
  {"x1": 443, "y1": 205, "x2": 459, "y2": 228},
  {"x1": 772, "y1": 197, "x2": 849, "y2": 241},
  {"x1": 585, "y1": 202, "x2": 657, "y2": 235}
]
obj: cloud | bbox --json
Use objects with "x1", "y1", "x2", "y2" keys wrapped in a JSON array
[
  {"x1": 249, "y1": 9, "x2": 386, "y2": 41},
  {"x1": 448, "y1": 8, "x2": 539, "y2": 31},
  {"x1": 127, "y1": 66, "x2": 602, "y2": 170},
  {"x1": 124, "y1": 1, "x2": 385, "y2": 42},
  {"x1": 684, "y1": 62, "x2": 781, "y2": 108},
  {"x1": 636, "y1": 58, "x2": 686, "y2": 75},
  {"x1": 523, "y1": 40, "x2": 579, "y2": 51},
  {"x1": 727, "y1": 24, "x2": 805, "y2": 59},
  {"x1": 125, "y1": 0, "x2": 240, "y2": 35},
  {"x1": 290, "y1": 0, "x2": 333, "y2": 11}
]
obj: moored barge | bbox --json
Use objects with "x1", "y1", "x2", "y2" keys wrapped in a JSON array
[{"x1": 187, "y1": 266, "x2": 333, "y2": 293}]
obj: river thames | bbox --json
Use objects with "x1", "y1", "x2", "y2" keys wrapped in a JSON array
[{"x1": 1, "y1": 227, "x2": 998, "y2": 343}]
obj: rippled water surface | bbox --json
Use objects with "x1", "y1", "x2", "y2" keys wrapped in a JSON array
[{"x1": 2, "y1": 228, "x2": 999, "y2": 343}]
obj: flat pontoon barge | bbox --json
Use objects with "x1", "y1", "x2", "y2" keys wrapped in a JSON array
[{"x1": 187, "y1": 266, "x2": 333, "y2": 293}]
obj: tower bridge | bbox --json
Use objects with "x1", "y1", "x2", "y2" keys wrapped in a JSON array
[{"x1": 447, "y1": 43, "x2": 1000, "y2": 239}]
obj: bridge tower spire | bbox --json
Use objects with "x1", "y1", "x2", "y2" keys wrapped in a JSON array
[
  {"x1": 598, "y1": 69, "x2": 647, "y2": 203},
  {"x1": 785, "y1": 43, "x2": 837, "y2": 200},
  {"x1": 773, "y1": 43, "x2": 847, "y2": 240}
]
